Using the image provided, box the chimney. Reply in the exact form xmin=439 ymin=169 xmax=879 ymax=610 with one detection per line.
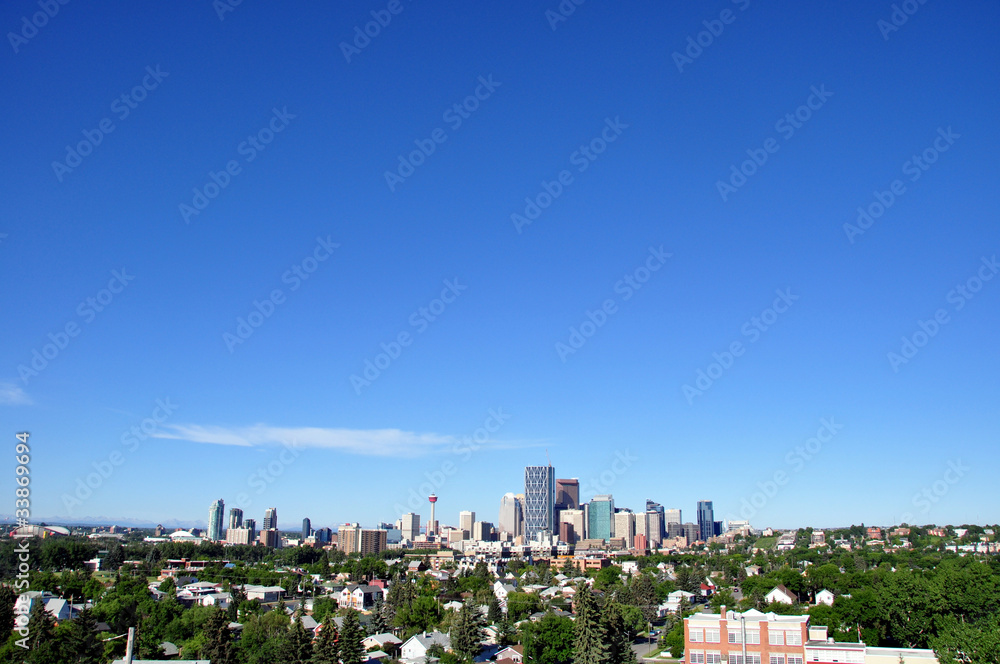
xmin=720 ymin=604 xmax=726 ymax=617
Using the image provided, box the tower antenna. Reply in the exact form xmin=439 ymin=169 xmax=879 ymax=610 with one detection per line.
xmin=546 ymin=449 xmax=552 ymax=467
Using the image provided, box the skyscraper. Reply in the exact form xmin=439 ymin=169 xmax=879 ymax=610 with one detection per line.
xmin=697 ymin=500 xmax=714 ymax=541
xmin=524 ymin=465 xmax=556 ymax=541
xmin=459 ymin=511 xmax=475 ymax=538
xmin=556 ymin=478 xmax=580 ymax=509
xmin=614 ymin=510 xmax=636 ymax=545
xmin=208 ymin=499 xmax=225 ymax=541
xmin=400 ymin=513 xmax=421 ymax=541
xmin=646 ymin=499 xmax=665 ymax=539
xmin=498 ymin=493 xmax=522 ymax=537
xmin=587 ymin=495 xmax=615 ymax=541
xmin=228 ymin=507 xmax=243 ymax=530
xmin=302 ymin=517 xmax=311 ymax=539
xmin=263 ymin=507 xmax=277 ymax=531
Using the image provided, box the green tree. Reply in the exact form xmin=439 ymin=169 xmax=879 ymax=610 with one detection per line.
xmin=0 ymin=586 xmax=16 ymax=640
xmin=62 ymin=609 xmax=104 ymax=664
xmin=202 ymin=609 xmax=236 ymax=664
xmin=487 ymin=596 xmax=503 ymax=625
xmin=505 ymin=592 xmax=541 ymax=622
xmin=450 ymin=600 xmax=485 ymax=662
xmin=604 ymin=602 xmax=637 ymax=664
xmin=573 ymin=586 xmax=609 ymax=664
xmin=25 ymin=602 xmax=61 ymax=664
xmin=312 ymin=613 xmax=340 ymax=664
xmin=287 ymin=615 xmax=313 ymax=663
xmin=521 ymin=612 xmax=575 ymax=664
xmin=339 ymin=611 xmax=366 ymax=664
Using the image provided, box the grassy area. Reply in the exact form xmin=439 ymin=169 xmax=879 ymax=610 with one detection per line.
xmin=752 ymin=536 xmax=776 ymax=549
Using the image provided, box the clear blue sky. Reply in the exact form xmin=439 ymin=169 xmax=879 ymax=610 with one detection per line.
xmin=2 ymin=1 xmax=998 ymax=532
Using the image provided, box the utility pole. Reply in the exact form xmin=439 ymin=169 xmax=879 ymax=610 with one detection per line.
xmin=124 ymin=627 xmax=135 ymax=664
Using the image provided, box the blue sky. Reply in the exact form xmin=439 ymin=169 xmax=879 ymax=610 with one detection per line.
xmin=2 ymin=1 xmax=998 ymax=532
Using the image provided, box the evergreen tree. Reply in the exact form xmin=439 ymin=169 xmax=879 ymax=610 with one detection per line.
xmin=287 ymin=615 xmax=313 ymax=663
xmin=202 ymin=608 xmax=236 ymax=664
xmin=63 ymin=609 xmax=104 ymax=664
xmin=604 ymin=602 xmax=637 ymax=664
xmin=25 ymin=602 xmax=60 ymax=664
xmin=312 ymin=614 xmax=340 ymax=664
xmin=0 ymin=586 xmax=16 ymax=639
xmin=229 ymin=585 xmax=247 ymax=622
xmin=487 ymin=596 xmax=503 ymax=625
xmin=370 ymin=598 xmax=388 ymax=634
xmin=573 ymin=585 xmax=609 ymax=664
xmin=450 ymin=599 xmax=486 ymax=662
xmin=339 ymin=611 xmax=366 ymax=664
xmin=629 ymin=573 xmax=659 ymax=624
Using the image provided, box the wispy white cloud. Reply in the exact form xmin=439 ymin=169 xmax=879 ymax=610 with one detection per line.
xmin=153 ymin=423 xmax=460 ymax=457
xmin=0 ymin=383 xmax=33 ymax=406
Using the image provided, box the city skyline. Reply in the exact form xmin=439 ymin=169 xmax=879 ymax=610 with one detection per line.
xmin=3 ymin=1 xmax=997 ymax=532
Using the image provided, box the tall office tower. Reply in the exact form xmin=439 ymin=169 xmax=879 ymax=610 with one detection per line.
xmin=587 ymin=495 xmax=615 ymax=541
xmin=697 ymin=500 xmax=714 ymax=541
xmin=228 ymin=507 xmax=243 ymax=530
xmin=645 ymin=509 xmax=663 ymax=547
xmin=314 ymin=527 xmax=332 ymax=544
xmin=524 ymin=465 xmax=556 ymax=541
xmin=245 ymin=518 xmax=257 ymax=541
xmin=559 ymin=508 xmax=586 ymax=543
xmin=259 ymin=529 xmax=280 ymax=547
xmin=646 ymin=499 xmax=666 ymax=539
xmin=499 ymin=493 xmax=523 ymax=537
xmin=556 ymin=478 xmax=580 ymax=509
xmin=208 ymin=499 xmax=225 ymax=541
xmin=302 ymin=518 xmax=312 ymax=539
xmin=615 ymin=510 xmax=636 ymax=545
xmin=459 ymin=511 xmax=475 ymax=538
xmin=263 ymin=507 xmax=277 ymax=531
xmin=400 ymin=513 xmax=421 ymax=542
xmin=635 ymin=511 xmax=648 ymax=540
xmin=683 ymin=522 xmax=700 ymax=543
xmin=664 ymin=508 xmax=682 ymax=527
xmin=473 ymin=521 xmax=495 ymax=542
xmin=339 ymin=523 xmax=362 ymax=553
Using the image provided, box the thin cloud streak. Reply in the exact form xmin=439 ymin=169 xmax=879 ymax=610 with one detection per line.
xmin=0 ymin=383 xmax=33 ymax=406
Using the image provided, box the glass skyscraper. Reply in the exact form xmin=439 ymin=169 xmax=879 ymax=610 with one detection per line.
xmin=697 ymin=500 xmax=714 ymax=541
xmin=524 ymin=465 xmax=555 ymax=541
xmin=588 ymin=494 xmax=615 ymax=541
xmin=208 ymin=499 xmax=225 ymax=541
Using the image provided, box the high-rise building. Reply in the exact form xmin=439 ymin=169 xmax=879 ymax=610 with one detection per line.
xmin=473 ymin=521 xmax=495 ymax=542
xmin=338 ymin=523 xmax=387 ymax=555
xmin=226 ymin=527 xmax=255 ymax=545
xmin=263 ymin=508 xmax=277 ymax=531
xmin=559 ymin=508 xmax=585 ymax=544
xmin=664 ymin=508 xmax=682 ymax=528
xmin=228 ymin=507 xmax=243 ymax=531
xmin=615 ymin=510 xmax=636 ymax=545
xmin=499 ymin=493 xmax=523 ymax=537
xmin=314 ymin=527 xmax=332 ymax=544
xmin=645 ymin=510 xmax=663 ymax=547
xmin=587 ymin=495 xmax=615 ymax=541
xmin=302 ymin=518 xmax=311 ymax=539
xmin=244 ymin=518 xmax=256 ymax=535
xmin=208 ymin=499 xmax=225 ymax=541
xmin=683 ymin=522 xmax=700 ymax=543
xmin=524 ymin=465 xmax=556 ymax=541
xmin=400 ymin=513 xmax=421 ymax=542
xmin=459 ymin=511 xmax=475 ymax=538
xmin=697 ymin=500 xmax=714 ymax=541
xmin=645 ymin=499 xmax=665 ymax=539
xmin=428 ymin=494 xmax=438 ymax=537
xmin=556 ymin=478 xmax=580 ymax=509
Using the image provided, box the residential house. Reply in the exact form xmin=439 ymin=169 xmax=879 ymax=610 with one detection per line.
xmin=814 ymin=589 xmax=835 ymax=606
xmin=765 ymin=584 xmax=797 ymax=605
xmin=400 ymin=631 xmax=451 ymax=661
